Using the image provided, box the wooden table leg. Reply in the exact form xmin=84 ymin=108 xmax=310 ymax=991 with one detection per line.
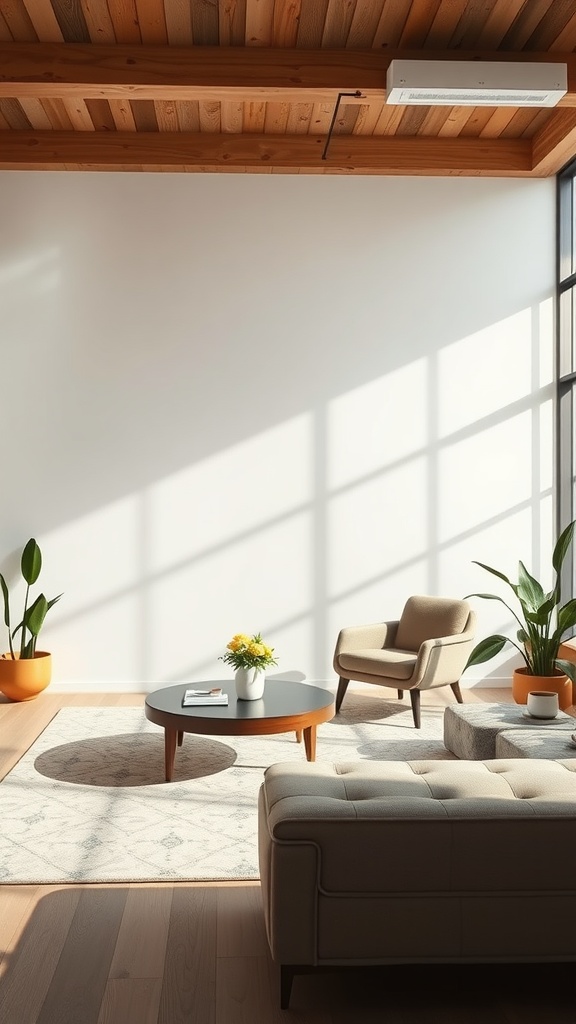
xmin=164 ymin=727 xmax=178 ymax=782
xmin=295 ymin=730 xmax=303 ymax=743
xmin=177 ymin=730 xmax=184 ymax=747
xmin=303 ymin=725 xmax=317 ymax=762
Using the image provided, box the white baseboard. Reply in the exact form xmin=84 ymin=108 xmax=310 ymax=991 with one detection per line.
xmin=47 ymin=676 xmax=511 ymax=694
xmin=49 ymin=681 xmax=157 ymax=694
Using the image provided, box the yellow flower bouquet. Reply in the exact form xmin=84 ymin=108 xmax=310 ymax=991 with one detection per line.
xmin=220 ymin=632 xmax=278 ymax=672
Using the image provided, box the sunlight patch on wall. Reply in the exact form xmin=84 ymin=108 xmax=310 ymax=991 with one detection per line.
xmin=147 ymin=415 xmax=312 ymax=573
xmin=327 ymin=562 xmax=429 ymax=653
xmin=327 ymin=458 xmax=427 ymax=599
xmin=49 ymin=595 xmax=141 ymax=682
xmin=42 ymin=498 xmax=141 ymax=612
xmin=41 ymin=498 xmax=142 ymax=681
xmin=437 ymin=309 xmax=534 ymax=438
xmin=327 ymin=360 xmax=427 ymax=490
xmin=438 ymin=411 xmax=534 ymax=543
xmin=0 ymin=247 xmax=60 ymax=293
xmin=147 ymin=512 xmax=312 ymax=681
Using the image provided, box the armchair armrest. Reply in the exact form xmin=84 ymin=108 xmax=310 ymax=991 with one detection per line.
xmin=411 ymin=631 xmax=476 ymax=689
xmin=333 ymin=621 xmax=399 ymax=673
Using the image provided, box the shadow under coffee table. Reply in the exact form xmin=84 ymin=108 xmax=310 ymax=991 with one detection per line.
xmin=145 ymin=679 xmax=335 ymax=781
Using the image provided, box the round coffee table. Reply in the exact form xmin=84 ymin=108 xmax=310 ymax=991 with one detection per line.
xmin=145 ymin=679 xmax=335 ymax=781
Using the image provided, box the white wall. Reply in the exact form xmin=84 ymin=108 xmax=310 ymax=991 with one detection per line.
xmin=0 ymin=171 xmax=555 ymax=691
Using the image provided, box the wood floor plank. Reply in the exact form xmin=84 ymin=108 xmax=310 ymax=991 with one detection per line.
xmin=36 ymin=887 xmax=129 ymax=1024
xmin=0 ymin=886 xmax=82 ymax=1024
xmin=216 ymin=883 xmax=268 ymax=958
xmin=97 ymin=977 xmax=162 ymax=1024
xmin=109 ymin=884 xmax=173 ymax=980
xmin=158 ymin=885 xmax=217 ymax=1024
xmin=0 ymin=885 xmax=40 ymax=971
xmin=216 ymin=954 xmax=319 ymax=1024
xmin=0 ymin=701 xmax=59 ymax=779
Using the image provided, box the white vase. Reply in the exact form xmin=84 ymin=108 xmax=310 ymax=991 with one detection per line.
xmin=234 ymin=667 xmax=266 ymax=701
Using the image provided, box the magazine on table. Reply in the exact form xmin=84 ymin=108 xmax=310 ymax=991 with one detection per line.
xmin=182 ymin=687 xmax=228 ymax=707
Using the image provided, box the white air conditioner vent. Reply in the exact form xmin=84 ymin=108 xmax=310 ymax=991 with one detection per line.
xmin=386 ymin=60 xmax=567 ymax=107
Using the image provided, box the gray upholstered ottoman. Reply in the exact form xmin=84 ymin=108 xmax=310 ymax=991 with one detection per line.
xmin=496 ymin=728 xmax=576 ymax=759
xmin=444 ymin=702 xmax=574 ymax=759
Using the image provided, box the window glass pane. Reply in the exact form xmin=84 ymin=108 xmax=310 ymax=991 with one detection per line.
xmin=559 ymin=287 xmax=574 ymax=376
xmin=571 ymin=389 xmax=576 ymax=490
xmin=569 ymin=385 xmax=573 ymax=598
xmin=557 ymin=384 xmax=575 ymax=600
xmin=558 ymin=166 xmax=576 ymax=604
xmin=559 ymin=175 xmax=574 ymax=279
xmin=571 ymin=177 xmax=576 ymax=275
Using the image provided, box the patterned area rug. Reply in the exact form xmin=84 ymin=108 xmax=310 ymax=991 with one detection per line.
xmin=0 ymin=693 xmax=455 ymax=884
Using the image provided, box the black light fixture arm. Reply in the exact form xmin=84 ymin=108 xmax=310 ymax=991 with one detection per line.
xmin=321 ymin=91 xmax=363 ymax=160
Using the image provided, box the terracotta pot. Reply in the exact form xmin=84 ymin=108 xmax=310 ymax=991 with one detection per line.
xmin=558 ymin=640 xmax=576 ymax=705
xmin=512 ymin=666 xmax=572 ymax=710
xmin=0 ymin=651 xmax=52 ymax=702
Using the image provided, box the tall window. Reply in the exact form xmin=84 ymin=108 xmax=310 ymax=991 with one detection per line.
xmin=558 ymin=160 xmax=576 ymax=595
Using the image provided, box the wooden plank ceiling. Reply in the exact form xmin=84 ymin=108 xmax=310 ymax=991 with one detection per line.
xmin=1 ymin=0 xmax=576 ymax=174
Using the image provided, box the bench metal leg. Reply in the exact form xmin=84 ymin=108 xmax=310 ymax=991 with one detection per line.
xmin=280 ymin=966 xmax=296 ymax=1009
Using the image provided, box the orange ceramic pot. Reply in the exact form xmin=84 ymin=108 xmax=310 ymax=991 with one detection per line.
xmin=512 ymin=666 xmax=572 ymax=710
xmin=558 ymin=640 xmax=576 ymax=705
xmin=0 ymin=651 xmax=52 ymax=702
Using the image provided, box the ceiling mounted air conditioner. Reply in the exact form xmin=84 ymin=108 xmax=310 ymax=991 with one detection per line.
xmin=386 ymin=60 xmax=567 ymax=107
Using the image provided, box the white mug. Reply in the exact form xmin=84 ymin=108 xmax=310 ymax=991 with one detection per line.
xmin=527 ymin=690 xmax=559 ymax=719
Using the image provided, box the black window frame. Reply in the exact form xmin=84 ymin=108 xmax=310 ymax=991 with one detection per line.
xmin=557 ymin=158 xmax=576 ymax=598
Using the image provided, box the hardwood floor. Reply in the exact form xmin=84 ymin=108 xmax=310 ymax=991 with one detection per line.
xmin=1 ymin=689 xmax=575 ymax=1024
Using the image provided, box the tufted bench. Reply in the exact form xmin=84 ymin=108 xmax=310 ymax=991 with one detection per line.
xmin=258 ymin=758 xmax=576 ymax=1008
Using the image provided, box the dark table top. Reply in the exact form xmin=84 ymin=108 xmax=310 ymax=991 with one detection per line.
xmin=145 ymin=679 xmax=334 ymax=724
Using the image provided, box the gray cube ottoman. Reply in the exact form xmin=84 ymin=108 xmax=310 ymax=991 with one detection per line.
xmin=496 ymin=728 xmax=576 ymax=759
xmin=444 ymin=702 xmax=574 ymax=759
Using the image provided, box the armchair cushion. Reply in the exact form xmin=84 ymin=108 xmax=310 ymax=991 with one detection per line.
xmin=395 ymin=595 xmax=470 ymax=652
xmin=338 ymin=648 xmax=417 ymax=680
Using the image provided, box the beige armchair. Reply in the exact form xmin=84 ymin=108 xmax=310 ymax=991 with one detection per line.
xmin=333 ymin=595 xmax=476 ymax=728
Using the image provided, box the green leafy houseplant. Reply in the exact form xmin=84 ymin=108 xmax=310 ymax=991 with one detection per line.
xmin=0 ymin=538 xmax=62 ymax=660
xmin=220 ymin=632 xmax=278 ymax=672
xmin=464 ymin=519 xmax=576 ymax=685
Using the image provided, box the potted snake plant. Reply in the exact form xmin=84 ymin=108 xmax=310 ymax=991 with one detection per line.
xmin=0 ymin=538 xmax=62 ymax=701
xmin=464 ymin=518 xmax=576 ymax=708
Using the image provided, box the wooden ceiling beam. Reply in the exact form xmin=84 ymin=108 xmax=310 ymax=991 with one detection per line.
xmin=0 ymin=44 xmax=576 ymax=106
xmin=531 ymin=109 xmax=576 ymax=176
xmin=0 ymin=131 xmax=533 ymax=175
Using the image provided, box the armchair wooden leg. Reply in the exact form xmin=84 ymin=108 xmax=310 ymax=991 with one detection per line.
xmin=450 ymin=681 xmax=464 ymax=704
xmin=335 ymin=677 xmax=350 ymax=713
xmin=397 ymin=690 xmax=404 ymax=699
xmin=409 ymin=689 xmax=421 ymax=729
